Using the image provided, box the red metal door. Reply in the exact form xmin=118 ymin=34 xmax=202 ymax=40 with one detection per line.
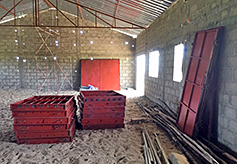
xmin=177 ymin=27 xmax=223 ymax=137
xmin=100 ymin=59 xmax=120 ymax=90
xmin=81 ymin=59 xmax=120 ymax=90
xmin=81 ymin=60 xmax=101 ymax=88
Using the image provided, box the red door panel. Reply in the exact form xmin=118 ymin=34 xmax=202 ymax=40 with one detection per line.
xmin=184 ymin=110 xmax=196 ymax=136
xmin=81 ymin=59 xmax=120 ymax=90
xmin=182 ymin=82 xmax=193 ymax=106
xmin=189 ymin=85 xmax=202 ymax=112
xmin=187 ymin=58 xmax=199 ymax=82
xmin=201 ymin=31 xmax=217 ymax=59
xmin=177 ymin=27 xmax=223 ymax=137
xmin=100 ymin=60 xmax=120 ymax=90
xmin=177 ymin=105 xmax=188 ymax=130
xmin=81 ymin=60 xmax=101 ymax=88
xmin=195 ymin=60 xmax=209 ymax=85
xmin=192 ymin=32 xmax=205 ymax=57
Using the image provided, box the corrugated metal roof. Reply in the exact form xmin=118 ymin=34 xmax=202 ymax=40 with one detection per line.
xmin=0 ymin=0 xmax=177 ymax=37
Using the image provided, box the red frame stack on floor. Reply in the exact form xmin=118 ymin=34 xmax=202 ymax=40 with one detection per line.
xmin=79 ymin=91 xmax=126 ymax=130
xmin=11 ymin=95 xmax=76 ymax=144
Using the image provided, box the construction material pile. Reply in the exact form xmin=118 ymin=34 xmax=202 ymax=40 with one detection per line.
xmin=136 ymin=102 xmax=237 ymax=164
xmin=11 ymin=95 xmax=76 ymax=144
xmin=78 ymin=91 xmax=126 ymax=130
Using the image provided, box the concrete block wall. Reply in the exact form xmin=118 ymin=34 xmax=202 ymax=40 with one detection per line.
xmin=0 ymin=9 xmax=135 ymax=91
xmin=136 ymin=0 xmax=237 ymax=152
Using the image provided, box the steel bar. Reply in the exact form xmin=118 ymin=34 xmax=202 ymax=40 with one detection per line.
xmin=35 ymin=35 xmax=50 ymax=55
xmin=14 ymin=0 xmax=16 ymax=25
xmin=113 ymin=0 xmax=120 ymax=26
xmin=143 ymin=145 xmax=148 ymax=164
xmin=48 ymin=0 xmax=76 ymax=27
xmin=56 ymin=62 xmax=73 ymax=88
xmin=0 ymin=4 xmax=16 ymax=17
xmin=76 ymin=0 xmax=84 ymax=19
xmin=137 ymin=102 xmax=221 ymax=164
xmin=37 ymin=27 xmax=54 ymax=36
xmin=56 ymin=0 xmax=59 ymax=26
xmin=0 ymin=24 xmax=144 ymax=29
xmin=45 ymin=27 xmax=60 ymax=35
xmin=95 ymin=11 xmax=97 ymax=27
xmin=144 ymin=127 xmax=162 ymax=164
xmin=0 ymin=0 xmax=23 ymax=21
xmin=63 ymin=0 xmax=146 ymax=29
xmin=83 ymin=7 xmax=113 ymax=27
xmin=43 ymin=0 xmax=53 ymax=8
xmin=154 ymin=134 xmax=169 ymax=164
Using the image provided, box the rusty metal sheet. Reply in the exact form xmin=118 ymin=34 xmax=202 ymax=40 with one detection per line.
xmin=177 ymin=27 xmax=224 ymax=137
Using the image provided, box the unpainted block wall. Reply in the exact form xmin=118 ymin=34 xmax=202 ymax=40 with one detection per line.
xmin=136 ymin=0 xmax=237 ymax=152
xmin=0 ymin=9 xmax=135 ymax=91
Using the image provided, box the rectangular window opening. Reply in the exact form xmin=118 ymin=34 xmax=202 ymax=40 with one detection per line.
xmin=173 ymin=43 xmax=184 ymax=82
xmin=149 ymin=50 xmax=160 ymax=78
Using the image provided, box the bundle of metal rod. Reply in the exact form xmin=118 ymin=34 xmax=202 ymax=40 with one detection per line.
xmin=136 ymin=102 xmax=220 ymax=164
xmin=142 ymin=127 xmax=162 ymax=164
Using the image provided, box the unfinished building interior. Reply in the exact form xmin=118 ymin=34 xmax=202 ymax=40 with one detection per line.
xmin=1 ymin=0 xmax=237 ymax=163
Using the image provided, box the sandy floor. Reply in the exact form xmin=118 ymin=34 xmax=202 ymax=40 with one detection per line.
xmin=0 ymin=89 xmax=181 ymax=164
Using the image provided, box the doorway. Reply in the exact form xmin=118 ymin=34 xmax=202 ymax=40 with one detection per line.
xmin=136 ymin=54 xmax=145 ymax=95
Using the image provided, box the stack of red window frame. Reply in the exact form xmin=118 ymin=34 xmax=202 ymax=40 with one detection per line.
xmin=11 ymin=95 xmax=76 ymax=144
xmin=79 ymin=91 xmax=126 ymax=130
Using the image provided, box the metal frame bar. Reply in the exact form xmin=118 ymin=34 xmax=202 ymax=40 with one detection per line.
xmin=113 ymin=0 xmax=120 ymax=26
xmin=43 ymin=0 xmax=54 ymax=8
xmin=0 ymin=4 xmax=16 ymax=17
xmin=64 ymin=0 xmax=145 ymax=28
xmin=48 ymin=0 xmax=76 ymax=27
xmin=76 ymin=0 xmax=84 ymax=19
xmin=0 ymin=0 xmax=146 ymax=29
xmin=0 ymin=0 xmax=23 ymax=21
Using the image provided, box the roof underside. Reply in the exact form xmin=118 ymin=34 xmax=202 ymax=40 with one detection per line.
xmin=0 ymin=0 xmax=177 ymax=37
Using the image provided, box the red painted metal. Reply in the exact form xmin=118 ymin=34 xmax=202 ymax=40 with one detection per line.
xmin=83 ymin=112 xmax=124 ymax=119
xmin=82 ymin=118 xmax=124 ymax=125
xmin=83 ymin=107 xmax=125 ymax=114
xmin=76 ymin=0 xmax=84 ymax=19
xmin=12 ymin=105 xmax=74 ymax=118
xmin=113 ymin=0 xmax=120 ymax=26
xmin=15 ymin=122 xmax=75 ymax=139
xmin=81 ymin=59 xmax=120 ymax=90
xmin=13 ymin=119 xmax=74 ymax=132
xmin=83 ymin=124 xmax=124 ymax=130
xmin=43 ymin=0 xmax=54 ymax=8
xmin=11 ymin=95 xmax=76 ymax=144
xmin=16 ymin=123 xmax=75 ymax=144
xmin=79 ymin=91 xmax=126 ymax=130
xmin=14 ymin=109 xmax=75 ymax=125
xmin=177 ymin=27 xmax=224 ymax=137
xmin=11 ymin=96 xmax=75 ymax=111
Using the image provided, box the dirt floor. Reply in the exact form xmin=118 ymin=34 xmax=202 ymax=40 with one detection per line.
xmin=0 ymin=89 xmax=182 ymax=164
